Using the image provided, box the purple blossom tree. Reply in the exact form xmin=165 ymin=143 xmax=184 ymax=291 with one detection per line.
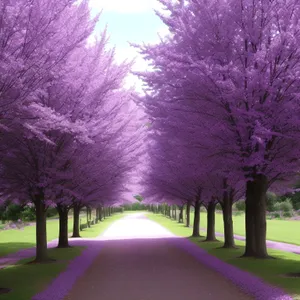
xmin=136 ymin=0 xmax=300 ymax=258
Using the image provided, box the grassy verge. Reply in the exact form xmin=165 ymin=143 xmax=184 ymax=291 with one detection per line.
xmin=0 ymin=212 xmax=126 ymax=257
xmin=0 ymin=247 xmax=84 ymax=300
xmin=173 ymin=210 xmax=300 ymax=246
xmin=0 ymin=212 xmax=127 ymax=300
xmin=0 ymin=219 xmax=73 ymax=257
xmin=148 ymin=213 xmax=300 ymax=300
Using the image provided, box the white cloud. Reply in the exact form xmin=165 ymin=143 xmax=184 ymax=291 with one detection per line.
xmin=89 ymin=0 xmax=163 ymax=14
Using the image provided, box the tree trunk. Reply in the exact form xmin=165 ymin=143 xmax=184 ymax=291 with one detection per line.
xmin=186 ymin=203 xmax=190 ymax=227
xmin=222 ymin=197 xmax=235 ymax=248
xmin=243 ymin=180 xmax=257 ymax=257
xmin=72 ymin=205 xmax=81 ymax=238
xmin=34 ymin=197 xmax=49 ymax=263
xmin=57 ymin=205 xmax=70 ymax=248
xmin=103 ymin=207 xmax=106 ymax=218
xmin=243 ymin=174 xmax=269 ymax=258
xmin=204 ymin=202 xmax=217 ymax=242
xmin=178 ymin=206 xmax=183 ymax=223
xmin=192 ymin=200 xmax=201 ymax=237
xmin=99 ymin=206 xmax=103 ymax=221
xmin=174 ymin=206 xmax=177 ymax=220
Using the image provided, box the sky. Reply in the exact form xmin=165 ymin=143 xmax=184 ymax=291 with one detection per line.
xmin=89 ymin=0 xmax=169 ymax=92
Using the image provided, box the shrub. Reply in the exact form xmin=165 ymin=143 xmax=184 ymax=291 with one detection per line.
xmin=280 ymin=198 xmax=293 ymax=212
xmin=216 ymin=203 xmax=222 ymax=210
xmin=46 ymin=207 xmax=57 ymax=218
xmin=273 ymin=211 xmax=281 ymax=219
xmin=234 ymin=200 xmax=245 ymax=211
xmin=20 ymin=206 xmax=36 ymax=221
xmin=273 ymin=202 xmax=282 ymax=212
xmin=4 ymin=204 xmax=23 ymax=221
xmin=282 ymin=211 xmax=293 ymax=218
xmin=266 ymin=192 xmax=278 ymax=212
xmin=273 ymin=199 xmax=293 ymax=218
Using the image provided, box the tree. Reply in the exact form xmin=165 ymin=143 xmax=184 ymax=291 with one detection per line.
xmin=136 ymin=0 xmax=300 ymax=259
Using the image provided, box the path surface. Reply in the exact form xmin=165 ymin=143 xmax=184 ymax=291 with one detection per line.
xmin=64 ymin=213 xmax=251 ymax=300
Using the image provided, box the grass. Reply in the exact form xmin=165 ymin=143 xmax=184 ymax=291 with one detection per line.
xmin=0 ymin=218 xmax=73 ymax=257
xmin=0 ymin=212 xmax=126 ymax=257
xmin=0 ymin=247 xmax=84 ymax=300
xmin=0 ymin=212 xmax=127 ymax=300
xmin=174 ymin=210 xmax=300 ymax=246
xmin=148 ymin=213 xmax=300 ymax=300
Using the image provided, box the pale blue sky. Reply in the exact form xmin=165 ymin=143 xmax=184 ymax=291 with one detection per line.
xmin=89 ymin=0 xmax=168 ymax=90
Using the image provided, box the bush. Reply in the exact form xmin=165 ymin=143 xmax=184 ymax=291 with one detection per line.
xmin=234 ymin=200 xmax=245 ymax=211
xmin=20 ymin=206 xmax=36 ymax=221
xmin=273 ymin=199 xmax=293 ymax=218
xmin=46 ymin=207 xmax=57 ymax=218
xmin=283 ymin=211 xmax=293 ymax=218
xmin=216 ymin=203 xmax=222 ymax=210
xmin=273 ymin=211 xmax=281 ymax=219
xmin=266 ymin=192 xmax=278 ymax=212
xmin=4 ymin=204 xmax=23 ymax=221
xmin=280 ymin=198 xmax=293 ymax=212
xmin=273 ymin=202 xmax=281 ymax=212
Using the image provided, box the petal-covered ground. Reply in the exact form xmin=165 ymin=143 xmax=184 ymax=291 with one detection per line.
xmin=32 ymin=213 xmax=292 ymax=300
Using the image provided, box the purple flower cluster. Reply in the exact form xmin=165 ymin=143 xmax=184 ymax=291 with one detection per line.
xmin=171 ymin=238 xmax=293 ymax=300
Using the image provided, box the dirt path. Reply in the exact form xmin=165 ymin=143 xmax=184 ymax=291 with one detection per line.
xmin=64 ymin=214 xmax=252 ymax=300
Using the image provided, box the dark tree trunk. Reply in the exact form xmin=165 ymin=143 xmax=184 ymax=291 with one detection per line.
xmin=72 ymin=205 xmax=81 ymax=238
xmin=96 ymin=208 xmax=99 ymax=222
xmin=178 ymin=206 xmax=183 ymax=223
xmin=103 ymin=207 xmax=106 ymax=218
xmin=192 ymin=200 xmax=201 ymax=237
xmin=86 ymin=207 xmax=90 ymax=228
xmin=34 ymin=197 xmax=49 ymax=263
xmin=243 ymin=174 xmax=268 ymax=258
xmin=109 ymin=207 xmax=111 ymax=216
xmin=57 ymin=205 xmax=70 ymax=248
xmin=186 ymin=203 xmax=191 ymax=227
xmin=174 ymin=206 xmax=177 ymax=220
xmin=222 ymin=196 xmax=235 ymax=248
xmin=204 ymin=202 xmax=218 ymax=242
xmin=243 ymin=180 xmax=257 ymax=257
xmin=99 ymin=206 xmax=103 ymax=221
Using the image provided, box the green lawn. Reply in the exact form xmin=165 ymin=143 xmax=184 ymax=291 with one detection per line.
xmin=0 ymin=212 xmax=127 ymax=300
xmin=148 ymin=213 xmax=300 ymax=300
xmin=0 ymin=247 xmax=84 ymax=300
xmin=0 ymin=212 xmax=126 ymax=257
xmin=177 ymin=210 xmax=300 ymax=245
